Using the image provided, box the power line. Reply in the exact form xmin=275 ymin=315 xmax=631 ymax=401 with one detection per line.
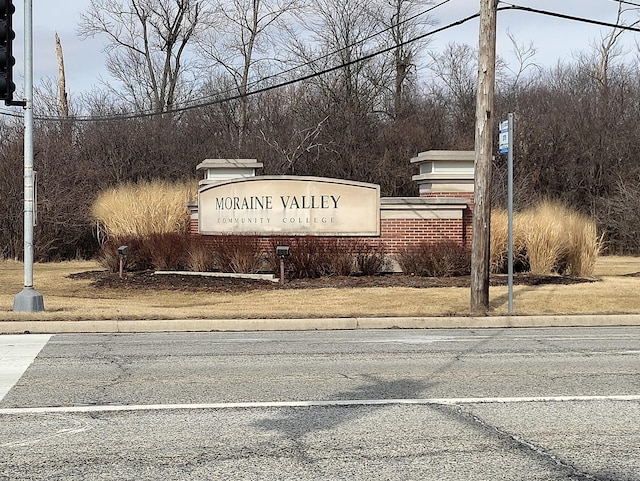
xmin=3 ymin=1 xmax=639 ymax=123
xmin=499 ymin=2 xmax=640 ymax=32
xmin=613 ymin=0 xmax=640 ymax=8
xmin=1 ymin=0 xmax=454 ymax=122
xmin=3 ymin=6 xmax=477 ymax=123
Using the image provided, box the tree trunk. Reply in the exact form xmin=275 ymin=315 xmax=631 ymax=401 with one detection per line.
xmin=55 ymin=33 xmax=69 ymax=118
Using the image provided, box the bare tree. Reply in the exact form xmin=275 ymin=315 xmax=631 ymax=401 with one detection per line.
xmin=594 ymin=1 xmax=639 ymax=94
xmin=379 ymin=0 xmax=436 ymax=118
xmin=290 ymin=0 xmax=384 ymax=109
xmin=198 ymin=0 xmax=304 ymax=148
xmin=79 ymin=0 xmax=209 ymax=112
xmin=500 ymin=30 xmax=541 ymax=96
xmin=428 ymin=42 xmax=477 ymax=146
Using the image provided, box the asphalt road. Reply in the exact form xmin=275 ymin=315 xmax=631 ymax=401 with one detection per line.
xmin=1 ymin=327 xmax=639 ymax=480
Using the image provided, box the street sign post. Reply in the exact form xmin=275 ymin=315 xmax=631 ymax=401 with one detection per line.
xmin=500 ymin=114 xmax=515 ymax=314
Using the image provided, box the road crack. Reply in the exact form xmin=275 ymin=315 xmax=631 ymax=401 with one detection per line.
xmin=446 ymin=404 xmax=612 ymax=481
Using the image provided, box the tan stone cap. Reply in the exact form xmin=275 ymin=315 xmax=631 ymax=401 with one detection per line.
xmin=196 ymin=159 xmax=263 ymax=171
xmin=410 ymin=150 xmax=474 ymax=163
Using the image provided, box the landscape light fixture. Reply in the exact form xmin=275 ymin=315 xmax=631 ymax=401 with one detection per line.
xmin=118 ymin=245 xmax=129 ymax=279
xmin=276 ymin=245 xmax=290 ymax=284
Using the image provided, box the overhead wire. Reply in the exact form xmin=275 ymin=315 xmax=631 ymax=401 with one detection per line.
xmin=2 ymin=1 xmax=640 ymax=122
xmin=1 ymin=0 xmax=455 ymax=122
xmin=612 ymin=0 xmax=640 ymax=8
xmin=175 ymin=0 xmax=454 ymax=109
xmin=498 ymin=2 xmax=640 ymax=32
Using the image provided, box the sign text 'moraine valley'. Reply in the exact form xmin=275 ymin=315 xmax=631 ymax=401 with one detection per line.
xmin=215 ymin=195 xmax=341 ymax=211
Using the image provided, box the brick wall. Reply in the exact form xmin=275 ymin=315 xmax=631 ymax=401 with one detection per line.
xmin=190 ymin=211 xmax=468 ymax=255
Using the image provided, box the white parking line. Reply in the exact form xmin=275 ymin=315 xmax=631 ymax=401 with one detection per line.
xmin=1 ymin=394 xmax=639 ymax=415
xmin=0 ymin=334 xmax=52 ymax=402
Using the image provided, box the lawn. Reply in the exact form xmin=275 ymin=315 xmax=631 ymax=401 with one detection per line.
xmin=1 ymin=256 xmax=640 ymax=321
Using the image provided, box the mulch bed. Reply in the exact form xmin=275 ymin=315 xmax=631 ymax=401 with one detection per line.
xmin=68 ymin=270 xmax=597 ymax=293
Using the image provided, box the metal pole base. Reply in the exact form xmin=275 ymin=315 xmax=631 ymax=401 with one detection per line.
xmin=13 ymin=287 xmax=45 ymax=312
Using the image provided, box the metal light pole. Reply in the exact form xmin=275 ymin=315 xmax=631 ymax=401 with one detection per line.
xmin=13 ymin=0 xmax=43 ymax=312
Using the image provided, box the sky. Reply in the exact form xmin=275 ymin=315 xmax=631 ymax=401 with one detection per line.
xmin=7 ymin=0 xmax=640 ymax=98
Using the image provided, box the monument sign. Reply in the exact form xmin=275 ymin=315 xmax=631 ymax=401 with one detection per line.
xmin=198 ymin=176 xmax=380 ymax=236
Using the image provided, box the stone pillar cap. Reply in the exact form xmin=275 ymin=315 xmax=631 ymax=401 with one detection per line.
xmin=196 ymin=159 xmax=263 ymax=171
xmin=410 ymin=150 xmax=474 ymax=163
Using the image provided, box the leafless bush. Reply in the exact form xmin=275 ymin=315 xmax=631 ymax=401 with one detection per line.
xmin=273 ymin=237 xmax=331 ymax=279
xmin=325 ymin=240 xmax=356 ymax=276
xmin=146 ymin=232 xmax=190 ymax=270
xmin=397 ymin=241 xmax=471 ymax=277
xmin=354 ymin=241 xmax=387 ymax=275
xmin=209 ymin=236 xmax=263 ymax=274
xmin=185 ymin=238 xmax=218 ymax=272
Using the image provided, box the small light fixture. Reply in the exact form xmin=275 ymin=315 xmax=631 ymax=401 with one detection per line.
xmin=276 ymin=245 xmax=290 ymax=284
xmin=276 ymin=245 xmax=290 ymax=258
xmin=117 ymin=245 xmax=129 ymax=279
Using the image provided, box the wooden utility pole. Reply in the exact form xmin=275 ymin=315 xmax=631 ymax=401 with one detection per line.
xmin=470 ymin=0 xmax=498 ymax=312
xmin=55 ymin=32 xmax=68 ymax=117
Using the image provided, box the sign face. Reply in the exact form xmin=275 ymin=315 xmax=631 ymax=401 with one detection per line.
xmin=499 ymin=120 xmax=509 ymax=154
xmin=198 ymin=176 xmax=381 ymax=236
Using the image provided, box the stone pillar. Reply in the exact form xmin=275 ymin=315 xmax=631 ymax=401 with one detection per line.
xmin=411 ymin=150 xmax=474 ymax=197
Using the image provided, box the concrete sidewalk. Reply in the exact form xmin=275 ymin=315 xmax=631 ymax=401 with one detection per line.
xmin=2 ymin=314 xmax=640 ymax=334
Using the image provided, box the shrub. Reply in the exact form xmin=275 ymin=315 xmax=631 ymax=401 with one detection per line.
xmin=490 ymin=209 xmax=527 ymax=274
xmin=326 ymin=240 xmax=356 ymax=276
xmin=519 ymin=202 xmax=569 ymax=275
xmin=397 ymin=241 xmax=471 ymax=277
xmin=146 ymin=232 xmax=189 ymax=270
xmin=185 ymin=238 xmax=218 ymax=272
xmin=563 ymin=210 xmax=603 ymax=277
xmin=267 ymin=238 xmax=388 ymax=279
xmin=275 ymin=237 xmax=331 ymax=279
xmin=210 ymin=236 xmax=263 ymax=273
xmin=354 ymin=241 xmax=386 ymax=275
xmin=490 ymin=201 xmax=603 ymax=277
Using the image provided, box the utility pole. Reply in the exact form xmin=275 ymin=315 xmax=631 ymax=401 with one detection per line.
xmin=470 ymin=0 xmax=498 ymax=312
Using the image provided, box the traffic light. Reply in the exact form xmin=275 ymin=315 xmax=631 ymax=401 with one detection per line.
xmin=0 ymin=0 xmax=16 ymax=103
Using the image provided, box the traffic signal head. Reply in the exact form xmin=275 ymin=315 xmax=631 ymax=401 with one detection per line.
xmin=0 ymin=0 xmax=16 ymax=102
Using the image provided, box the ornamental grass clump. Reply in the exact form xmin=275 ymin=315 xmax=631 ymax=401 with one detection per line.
xmin=489 ymin=209 xmax=527 ymax=274
xmin=92 ymin=180 xmax=196 ymax=237
xmin=519 ymin=201 xmax=570 ymax=275
xmin=563 ymin=209 xmax=604 ymax=277
xmin=490 ymin=200 xmax=602 ymax=278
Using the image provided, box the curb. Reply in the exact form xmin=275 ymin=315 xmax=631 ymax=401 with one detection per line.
xmin=1 ymin=315 xmax=640 ymax=334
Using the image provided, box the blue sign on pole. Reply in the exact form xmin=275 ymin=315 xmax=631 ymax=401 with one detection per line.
xmin=498 ymin=120 xmax=509 ymax=154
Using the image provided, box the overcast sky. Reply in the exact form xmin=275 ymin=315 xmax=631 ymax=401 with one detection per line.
xmin=8 ymin=0 xmax=640 ymax=98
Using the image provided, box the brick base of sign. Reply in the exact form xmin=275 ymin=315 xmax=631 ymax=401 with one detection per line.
xmin=188 ymin=196 xmax=473 ymax=264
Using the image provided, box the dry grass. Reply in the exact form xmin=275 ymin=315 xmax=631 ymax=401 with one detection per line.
xmin=2 ymin=256 xmax=640 ymax=320
xmin=491 ymin=201 xmax=602 ymax=277
xmin=92 ymin=180 xmax=197 ymax=237
xmin=490 ymin=209 xmax=526 ymax=273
